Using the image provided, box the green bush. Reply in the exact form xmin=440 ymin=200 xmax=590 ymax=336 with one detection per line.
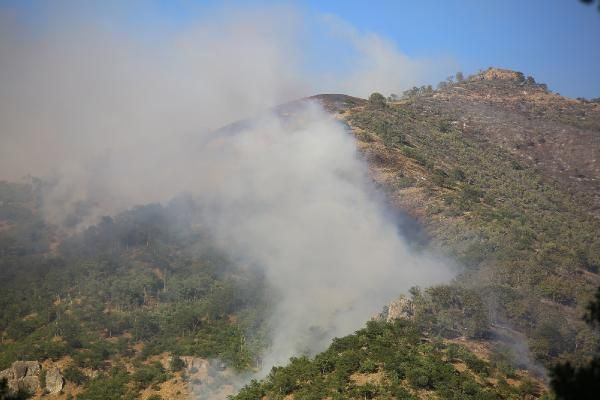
xmin=131 ymin=362 xmax=169 ymax=389
xmin=358 ymin=358 xmax=378 ymax=373
xmin=63 ymin=365 xmax=88 ymax=385
xmin=77 ymin=368 xmax=131 ymax=400
xmin=407 ymin=367 xmax=432 ymax=389
xmin=368 ymin=92 xmax=387 ymax=109
xmin=169 ymin=355 xmax=186 ymax=372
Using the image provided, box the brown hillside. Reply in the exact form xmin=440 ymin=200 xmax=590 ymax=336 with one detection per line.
xmin=413 ymin=67 xmax=600 ymax=210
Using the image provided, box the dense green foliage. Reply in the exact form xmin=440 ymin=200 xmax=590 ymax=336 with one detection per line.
xmin=233 ymin=319 xmax=545 ymax=400
xmin=77 ymin=367 xmax=132 ymax=400
xmin=0 ymin=182 xmax=269 ymax=397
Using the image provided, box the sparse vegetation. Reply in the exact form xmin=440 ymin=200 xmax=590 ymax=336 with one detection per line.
xmin=347 ymin=74 xmax=600 ymax=370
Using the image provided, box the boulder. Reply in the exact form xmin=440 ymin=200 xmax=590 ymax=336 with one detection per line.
xmin=0 ymin=361 xmax=41 ymax=394
xmin=376 ymin=295 xmax=414 ymax=322
xmin=12 ymin=362 xmax=28 ymax=379
xmin=20 ymin=376 xmax=40 ymax=393
xmin=45 ymin=367 xmax=64 ymax=394
xmin=0 ymin=361 xmax=42 ymax=393
xmin=12 ymin=361 xmax=41 ymax=379
xmin=0 ymin=367 xmax=15 ymax=381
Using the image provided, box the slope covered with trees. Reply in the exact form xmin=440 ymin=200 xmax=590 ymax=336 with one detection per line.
xmin=234 ymin=319 xmax=546 ymax=400
xmin=0 ymin=182 xmax=269 ymax=398
xmin=234 ymin=70 xmax=600 ymax=398
xmin=339 ymin=69 xmax=600 ymax=368
xmin=2 ymin=68 xmax=599 ymax=399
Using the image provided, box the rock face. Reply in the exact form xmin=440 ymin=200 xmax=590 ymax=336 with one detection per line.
xmin=45 ymin=367 xmax=65 ymax=394
xmin=376 ymin=295 xmax=414 ymax=322
xmin=0 ymin=361 xmax=41 ymax=394
xmin=471 ymin=67 xmax=524 ymax=82
xmin=0 ymin=361 xmax=64 ymax=396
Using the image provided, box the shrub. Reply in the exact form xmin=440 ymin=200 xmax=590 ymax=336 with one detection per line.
xmin=132 ymin=362 xmax=169 ymax=389
xmin=438 ymin=120 xmax=452 ymax=133
xmin=359 ymin=358 xmax=378 ymax=373
xmin=169 ymin=355 xmax=186 ymax=372
xmin=367 ymin=92 xmax=387 ymax=109
xmin=77 ymin=368 xmax=130 ymax=400
xmin=63 ymin=365 xmax=89 ymax=385
xmin=407 ymin=367 xmax=432 ymax=389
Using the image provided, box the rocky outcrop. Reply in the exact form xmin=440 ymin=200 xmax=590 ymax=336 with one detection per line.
xmin=376 ymin=295 xmax=414 ymax=322
xmin=45 ymin=367 xmax=64 ymax=394
xmin=0 ymin=361 xmax=41 ymax=394
xmin=470 ymin=67 xmax=524 ymax=82
xmin=0 ymin=361 xmax=64 ymax=396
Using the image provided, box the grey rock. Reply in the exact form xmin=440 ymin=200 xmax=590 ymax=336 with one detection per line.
xmin=19 ymin=376 xmax=40 ymax=393
xmin=12 ymin=362 xmax=28 ymax=379
xmin=11 ymin=361 xmax=41 ymax=379
xmin=25 ymin=362 xmax=41 ymax=377
xmin=0 ymin=361 xmax=42 ymax=396
xmin=376 ymin=295 xmax=414 ymax=322
xmin=45 ymin=367 xmax=64 ymax=394
xmin=0 ymin=367 xmax=15 ymax=381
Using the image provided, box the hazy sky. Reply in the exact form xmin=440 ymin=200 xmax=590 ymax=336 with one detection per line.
xmin=2 ymin=0 xmax=599 ymax=98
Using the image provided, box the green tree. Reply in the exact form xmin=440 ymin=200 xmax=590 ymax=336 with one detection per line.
xmin=550 ymin=287 xmax=600 ymax=399
xmin=169 ymin=355 xmax=186 ymax=372
xmin=367 ymin=92 xmax=387 ymax=109
xmin=63 ymin=365 xmax=88 ymax=385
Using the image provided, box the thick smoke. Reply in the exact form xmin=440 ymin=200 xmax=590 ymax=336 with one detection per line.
xmin=190 ymin=103 xmax=453 ymax=371
xmin=0 ymin=5 xmax=307 ymax=224
xmin=0 ymin=2 xmax=455 ymax=396
xmin=318 ymin=14 xmax=457 ymax=96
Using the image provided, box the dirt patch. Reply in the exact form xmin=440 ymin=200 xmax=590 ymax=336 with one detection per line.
xmin=139 ymin=374 xmax=189 ymax=400
xmin=447 ymin=338 xmax=492 ymax=361
xmin=452 ymin=362 xmax=468 ymax=372
xmin=350 ymin=371 xmax=386 ymax=386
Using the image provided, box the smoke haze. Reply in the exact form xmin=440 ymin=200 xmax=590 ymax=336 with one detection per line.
xmin=0 ymin=2 xmax=455 ymax=395
xmin=191 ymin=103 xmax=453 ymax=370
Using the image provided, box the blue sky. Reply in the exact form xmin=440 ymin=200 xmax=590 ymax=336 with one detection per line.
xmin=2 ymin=0 xmax=600 ymax=98
xmin=306 ymin=0 xmax=600 ymax=98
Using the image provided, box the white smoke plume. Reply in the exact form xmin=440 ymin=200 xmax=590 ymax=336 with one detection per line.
xmin=0 ymin=2 xmax=456 ymax=396
xmin=172 ymin=100 xmax=454 ymax=398
xmin=317 ymin=14 xmax=458 ymax=96
xmin=190 ymin=103 xmax=453 ymax=371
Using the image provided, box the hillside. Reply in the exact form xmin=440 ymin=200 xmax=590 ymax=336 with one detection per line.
xmin=234 ymin=319 xmax=546 ymax=400
xmin=1 ymin=68 xmax=599 ymax=400
xmin=231 ymin=70 xmax=600 ymax=398
xmin=0 ymin=185 xmax=270 ymax=399
xmin=337 ymin=68 xmax=600 ymax=367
